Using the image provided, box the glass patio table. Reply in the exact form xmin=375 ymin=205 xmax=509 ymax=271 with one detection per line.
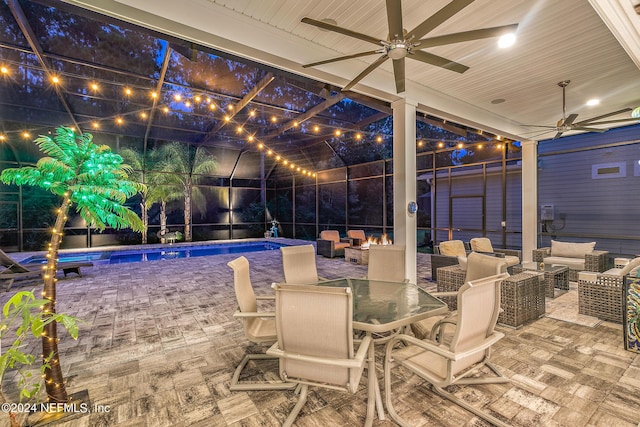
xmin=315 ymin=278 xmax=448 ymax=425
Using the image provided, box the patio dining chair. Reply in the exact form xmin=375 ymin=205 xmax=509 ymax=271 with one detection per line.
xmin=267 ymin=283 xmax=373 ymax=427
xmin=385 ymin=273 xmax=511 ymax=427
xmin=413 ymin=251 xmax=508 ymax=338
xmin=280 ymin=245 xmax=327 ymax=284
xmin=367 ymin=244 xmax=408 ymax=283
xmin=227 ymin=256 xmax=296 ymax=391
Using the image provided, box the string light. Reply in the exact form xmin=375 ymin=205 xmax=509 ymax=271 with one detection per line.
xmin=1 ymin=66 xmax=8 ymax=74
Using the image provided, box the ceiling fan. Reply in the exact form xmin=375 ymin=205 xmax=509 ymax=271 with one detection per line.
xmin=524 ymin=80 xmax=637 ymax=139
xmin=300 ymin=0 xmax=518 ymax=93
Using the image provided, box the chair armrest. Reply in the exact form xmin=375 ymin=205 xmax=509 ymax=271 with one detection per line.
xmin=475 ymin=251 xmax=505 ymax=258
xmin=578 ymin=271 xmax=599 ymax=282
xmin=430 ymin=291 xmax=458 ymax=298
xmin=585 ymin=250 xmax=609 ymax=273
xmin=233 ymin=310 xmax=276 ymax=318
xmin=316 ymin=239 xmax=335 ymax=257
xmin=267 ymin=336 xmax=371 ymax=368
xmin=340 ymin=238 xmax=352 ymax=245
xmin=495 ymin=248 xmax=521 ymax=259
xmin=532 ymin=247 xmax=550 ymax=262
xmin=386 ymin=332 xmax=504 ymax=362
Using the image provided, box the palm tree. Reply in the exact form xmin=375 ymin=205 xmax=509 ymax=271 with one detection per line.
xmin=0 ymin=127 xmax=145 ymax=404
xmin=153 ymin=142 xmax=217 ymax=241
xmin=146 ymin=182 xmax=181 ymax=238
xmin=119 ymin=147 xmax=148 ymax=243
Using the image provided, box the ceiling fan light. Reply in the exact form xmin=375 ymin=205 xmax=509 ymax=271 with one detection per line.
xmin=497 ymin=33 xmax=516 ymax=48
xmin=387 ymin=42 xmax=408 ymax=60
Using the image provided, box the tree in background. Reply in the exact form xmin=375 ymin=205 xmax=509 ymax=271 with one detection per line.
xmin=0 ymin=127 xmax=145 ymax=404
xmin=119 ymin=148 xmax=149 ymax=243
xmin=152 ymin=142 xmax=217 ymax=241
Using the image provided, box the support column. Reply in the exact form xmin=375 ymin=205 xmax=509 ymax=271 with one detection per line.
xmin=521 ymin=140 xmax=538 ymax=261
xmin=391 ymin=98 xmax=418 ymax=284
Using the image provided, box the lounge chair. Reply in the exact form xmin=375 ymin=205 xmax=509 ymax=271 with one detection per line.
xmin=316 ymin=230 xmax=351 ymax=258
xmin=0 ymin=249 xmax=93 ymax=291
xmin=430 ymin=240 xmax=468 ymax=281
xmin=347 ymin=229 xmax=366 ymax=247
xmin=469 ymin=237 xmax=521 ymax=266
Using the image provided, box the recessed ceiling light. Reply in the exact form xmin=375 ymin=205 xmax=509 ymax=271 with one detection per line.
xmin=586 ymin=98 xmax=600 ymax=106
xmin=498 ymin=33 xmax=516 ymax=48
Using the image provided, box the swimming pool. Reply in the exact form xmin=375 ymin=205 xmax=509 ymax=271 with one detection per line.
xmin=22 ymin=241 xmax=288 ymax=265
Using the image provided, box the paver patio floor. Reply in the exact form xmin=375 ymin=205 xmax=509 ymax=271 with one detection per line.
xmin=1 ymin=239 xmax=639 ymax=426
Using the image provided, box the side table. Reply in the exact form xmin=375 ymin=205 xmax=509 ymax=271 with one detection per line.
xmin=498 ymin=271 xmax=546 ymax=328
xmin=509 ymin=263 xmax=569 ymax=298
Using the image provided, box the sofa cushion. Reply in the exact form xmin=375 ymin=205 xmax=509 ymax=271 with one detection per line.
xmin=347 ymin=230 xmax=366 ymax=241
xmin=320 ymin=230 xmax=340 ymax=243
xmin=470 ymin=237 xmax=493 ymax=253
xmin=439 ymin=240 xmax=466 ymax=257
xmin=543 ymin=256 xmax=585 ymax=271
xmin=550 ymin=240 xmax=596 ymax=259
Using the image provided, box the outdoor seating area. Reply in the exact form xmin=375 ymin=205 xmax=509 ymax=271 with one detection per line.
xmin=3 ymin=1 xmax=640 ymax=426
xmin=1 ymin=240 xmax=638 ymax=427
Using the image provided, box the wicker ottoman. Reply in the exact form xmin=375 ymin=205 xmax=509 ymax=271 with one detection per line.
xmin=498 ymin=272 xmax=546 ymax=328
xmin=435 ymin=264 xmax=466 ymax=311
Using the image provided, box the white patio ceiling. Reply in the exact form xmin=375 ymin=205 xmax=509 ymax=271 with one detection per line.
xmin=65 ymin=0 xmax=640 ymax=142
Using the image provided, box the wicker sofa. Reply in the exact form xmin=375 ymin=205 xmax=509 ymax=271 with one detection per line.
xmin=532 ymin=240 xmax=609 ymax=282
xmin=577 ymin=257 xmax=640 ymax=323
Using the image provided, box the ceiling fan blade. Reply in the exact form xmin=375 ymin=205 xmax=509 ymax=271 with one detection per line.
xmin=386 ymin=0 xmax=404 ymax=40
xmin=411 ymin=50 xmax=469 ymax=73
xmin=342 ymin=55 xmax=390 ymax=91
xmin=573 ymin=108 xmax=633 ymax=125
xmin=571 ymin=126 xmax=608 ymax=133
xmin=392 ymin=57 xmax=405 ymax=93
xmin=562 ymin=113 xmax=579 ymax=127
xmin=301 ymin=17 xmax=382 ymax=45
xmin=416 ymin=24 xmax=519 ymax=48
xmin=586 ymin=117 xmax=640 ymax=126
xmin=521 ymin=124 xmax=559 ymax=129
xmin=553 ymin=131 xmax=564 ymax=139
xmin=406 ymin=0 xmax=475 ymax=41
xmin=303 ymin=50 xmax=381 ymax=68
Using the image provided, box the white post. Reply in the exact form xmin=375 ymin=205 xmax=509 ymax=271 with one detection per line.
xmin=391 ymin=98 xmax=418 ymax=284
xmin=521 ymin=140 xmax=538 ymax=261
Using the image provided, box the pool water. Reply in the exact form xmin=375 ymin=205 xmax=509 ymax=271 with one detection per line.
xmin=22 ymin=241 xmax=287 ymax=265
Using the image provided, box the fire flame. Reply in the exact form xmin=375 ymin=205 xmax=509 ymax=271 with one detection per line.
xmin=360 ymin=233 xmax=392 ymax=249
